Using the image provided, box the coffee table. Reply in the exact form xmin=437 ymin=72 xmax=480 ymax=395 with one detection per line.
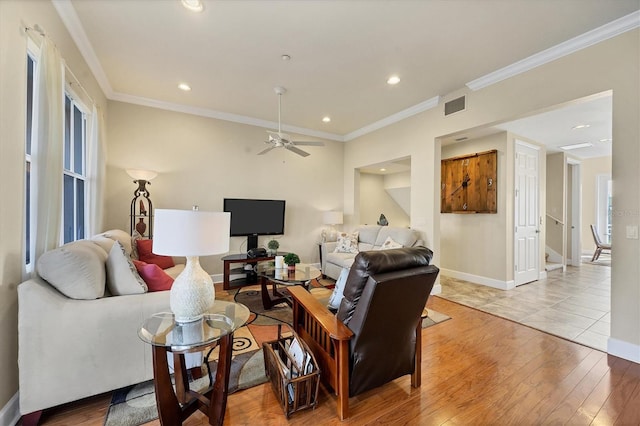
xmin=257 ymin=263 xmax=321 ymax=309
xmin=138 ymin=301 xmax=250 ymax=426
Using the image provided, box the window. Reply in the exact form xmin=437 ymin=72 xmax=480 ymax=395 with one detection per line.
xmin=25 ymin=54 xmax=35 ymax=266
xmin=62 ymin=94 xmax=87 ymax=244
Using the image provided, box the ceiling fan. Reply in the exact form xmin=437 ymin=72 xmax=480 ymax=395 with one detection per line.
xmin=258 ymin=86 xmax=324 ymax=157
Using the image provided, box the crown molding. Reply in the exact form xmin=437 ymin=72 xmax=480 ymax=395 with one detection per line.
xmin=110 ymin=92 xmax=345 ymax=142
xmin=344 ymin=96 xmax=440 ymax=141
xmin=52 ymin=0 xmax=114 ymax=97
xmin=466 ymin=10 xmax=640 ymax=91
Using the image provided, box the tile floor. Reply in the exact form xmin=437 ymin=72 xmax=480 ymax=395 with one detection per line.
xmin=438 ymin=255 xmax=611 ymax=351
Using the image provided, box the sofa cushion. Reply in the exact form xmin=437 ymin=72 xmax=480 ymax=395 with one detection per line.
xmin=133 ymin=260 xmax=174 ymax=292
xmin=136 ymin=239 xmax=175 ymax=269
xmin=326 ymin=251 xmax=358 ymax=269
xmin=374 ymin=226 xmax=419 ymax=248
xmin=95 ymin=229 xmax=134 ymax=255
xmin=106 ymin=241 xmax=148 ymax=295
xmin=36 ymin=240 xmax=107 ymax=300
xmin=334 ymin=231 xmax=359 ymax=254
xmin=356 ymin=225 xmax=382 ymax=245
xmin=378 ymin=236 xmax=403 ymax=250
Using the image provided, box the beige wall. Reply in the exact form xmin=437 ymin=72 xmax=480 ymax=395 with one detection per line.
xmin=344 ymin=30 xmax=639 ymax=354
xmin=441 ymin=132 xmax=510 ymax=281
xmin=358 ymin=173 xmax=410 ymax=228
xmin=546 ymin=153 xmax=566 ymax=257
xmin=105 ymin=101 xmax=344 ymax=273
xmin=581 ymin=156 xmax=612 ymax=252
xmin=0 ymin=0 xmax=108 ymax=414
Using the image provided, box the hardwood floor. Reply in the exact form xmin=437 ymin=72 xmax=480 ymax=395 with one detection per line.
xmin=32 ymin=296 xmax=640 ymax=426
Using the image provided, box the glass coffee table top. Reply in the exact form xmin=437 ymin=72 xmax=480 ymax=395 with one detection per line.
xmin=257 ymin=263 xmax=321 ymax=285
xmin=138 ymin=300 xmax=250 ymax=352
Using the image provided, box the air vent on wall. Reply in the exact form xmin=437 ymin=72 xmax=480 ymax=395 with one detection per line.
xmin=444 ymin=96 xmax=466 ymax=116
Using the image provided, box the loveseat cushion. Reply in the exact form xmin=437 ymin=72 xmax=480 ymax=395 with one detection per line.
xmin=36 ymin=240 xmax=107 ymax=300
xmin=336 ymin=246 xmax=433 ymax=325
xmin=93 ymin=229 xmax=134 ymax=255
xmin=106 ymin=241 xmax=148 ymax=295
xmin=374 ymin=226 xmax=419 ymax=248
xmin=357 ymin=225 xmax=382 ymax=245
xmin=325 ymin=251 xmax=358 ymax=269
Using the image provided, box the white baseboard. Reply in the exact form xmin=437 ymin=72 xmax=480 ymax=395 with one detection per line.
xmin=441 ymin=268 xmax=515 ymax=290
xmin=431 ymin=283 xmax=442 ymax=295
xmin=0 ymin=392 xmax=20 ymax=426
xmin=608 ymin=337 xmax=640 ymax=363
xmin=212 ymin=273 xmax=223 ymax=284
xmin=539 ymin=270 xmax=548 ymax=280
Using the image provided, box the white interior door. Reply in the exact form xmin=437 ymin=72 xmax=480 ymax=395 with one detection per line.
xmin=514 ymin=141 xmax=540 ymax=285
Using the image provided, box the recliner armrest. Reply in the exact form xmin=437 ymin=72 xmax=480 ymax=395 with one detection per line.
xmin=288 ymin=286 xmax=353 ymax=341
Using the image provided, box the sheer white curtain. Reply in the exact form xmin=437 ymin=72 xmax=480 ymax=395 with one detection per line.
xmin=87 ymin=105 xmax=106 ymax=235
xmin=31 ymin=36 xmax=64 ymax=262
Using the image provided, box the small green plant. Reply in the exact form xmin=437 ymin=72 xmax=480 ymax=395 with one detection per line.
xmin=283 ymin=252 xmax=300 ymax=266
xmin=267 ymin=240 xmax=280 ymax=250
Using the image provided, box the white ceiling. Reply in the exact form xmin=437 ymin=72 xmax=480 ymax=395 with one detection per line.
xmin=58 ymin=0 xmax=637 ymax=154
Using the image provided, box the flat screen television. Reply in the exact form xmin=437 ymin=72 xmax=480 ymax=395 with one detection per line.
xmin=223 ymin=198 xmax=286 ymax=251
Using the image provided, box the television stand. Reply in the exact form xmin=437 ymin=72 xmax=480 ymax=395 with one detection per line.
xmin=222 ymin=252 xmax=281 ymax=290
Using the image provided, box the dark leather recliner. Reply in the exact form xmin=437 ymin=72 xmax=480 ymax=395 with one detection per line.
xmin=288 ymin=246 xmax=439 ymax=419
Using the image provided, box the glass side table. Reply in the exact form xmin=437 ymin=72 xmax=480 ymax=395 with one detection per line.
xmin=257 ymin=263 xmax=321 ymax=310
xmin=138 ymin=301 xmax=250 ymax=426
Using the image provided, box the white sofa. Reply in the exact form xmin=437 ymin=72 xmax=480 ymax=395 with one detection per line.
xmin=18 ymin=230 xmax=185 ymax=420
xmin=320 ymin=225 xmax=424 ymax=280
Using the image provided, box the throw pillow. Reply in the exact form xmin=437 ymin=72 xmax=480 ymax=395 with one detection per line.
xmin=327 ymin=267 xmax=350 ymax=311
xmin=133 ymin=260 xmax=175 ymax=292
xmin=36 ymin=240 xmax=107 ymax=300
xmin=97 ymin=229 xmax=134 ymax=255
xmin=105 ymin=241 xmax=148 ymax=295
xmin=379 ymin=236 xmax=403 ymax=250
xmin=136 ymin=239 xmax=175 ymax=269
xmin=334 ymin=231 xmax=359 ymax=254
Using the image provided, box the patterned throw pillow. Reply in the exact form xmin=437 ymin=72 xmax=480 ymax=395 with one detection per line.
xmin=334 ymin=231 xmax=359 ymax=254
xmin=379 ymin=236 xmax=403 ymax=250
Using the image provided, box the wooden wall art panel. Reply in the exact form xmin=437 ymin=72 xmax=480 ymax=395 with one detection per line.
xmin=441 ymin=149 xmax=497 ymax=213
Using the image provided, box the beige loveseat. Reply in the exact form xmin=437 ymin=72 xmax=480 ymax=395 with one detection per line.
xmin=320 ymin=225 xmax=424 ymax=280
xmin=18 ymin=230 xmax=185 ymax=421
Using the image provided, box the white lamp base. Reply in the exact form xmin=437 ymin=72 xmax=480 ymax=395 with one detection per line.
xmin=170 ymin=256 xmax=215 ymax=323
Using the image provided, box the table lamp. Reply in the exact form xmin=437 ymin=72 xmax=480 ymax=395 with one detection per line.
xmin=153 ymin=208 xmax=230 ymax=323
xmin=322 ymin=211 xmax=343 ymax=242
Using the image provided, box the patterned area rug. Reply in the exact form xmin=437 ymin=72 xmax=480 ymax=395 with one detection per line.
xmin=104 ymin=283 xmax=449 ymax=426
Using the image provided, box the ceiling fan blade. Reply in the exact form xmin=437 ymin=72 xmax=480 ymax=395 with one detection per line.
xmin=257 ymin=146 xmax=276 ymax=155
xmin=286 ymin=145 xmax=310 ymax=157
xmin=292 ymin=141 xmax=325 ymax=146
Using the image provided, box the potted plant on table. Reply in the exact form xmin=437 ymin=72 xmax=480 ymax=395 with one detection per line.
xmin=283 ymin=253 xmax=300 ymax=272
xmin=267 ymin=239 xmax=280 ymax=256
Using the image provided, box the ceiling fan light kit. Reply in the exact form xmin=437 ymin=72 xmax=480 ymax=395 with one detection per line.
xmin=257 ymin=86 xmax=325 ymax=157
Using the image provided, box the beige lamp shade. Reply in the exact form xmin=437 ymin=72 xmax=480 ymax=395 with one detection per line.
xmin=153 ymin=209 xmax=230 ymax=257
xmin=323 ymin=211 xmax=343 ymax=225
xmin=126 ymin=169 xmax=158 ymax=181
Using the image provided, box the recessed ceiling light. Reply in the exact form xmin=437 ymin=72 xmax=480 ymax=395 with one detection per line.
xmin=178 ymin=83 xmax=191 ymax=91
xmin=380 ymin=168 xmax=387 ymax=172
xmin=387 ymin=75 xmax=400 ymax=85
xmin=560 ymin=142 xmax=592 ymax=150
xmin=322 ymin=116 xmax=331 ymax=123
xmin=181 ymin=0 xmax=203 ymax=12
xmin=572 ymin=124 xmax=591 ymax=130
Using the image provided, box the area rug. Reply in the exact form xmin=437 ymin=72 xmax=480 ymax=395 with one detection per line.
xmin=104 ymin=284 xmax=449 ymax=425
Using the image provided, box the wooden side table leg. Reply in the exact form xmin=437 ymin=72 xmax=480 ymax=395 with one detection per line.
xmin=174 ymin=353 xmax=190 ymax=404
xmin=208 ymin=333 xmax=234 ymax=425
xmin=152 ymin=346 xmax=182 ymax=425
xmin=260 ymin=275 xmax=274 ymax=310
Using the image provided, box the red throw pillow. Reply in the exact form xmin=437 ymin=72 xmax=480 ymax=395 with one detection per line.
xmin=136 ymin=239 xmax=175 ymax=269
xmin=133 ymin=260 xmax=174 ymax=291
